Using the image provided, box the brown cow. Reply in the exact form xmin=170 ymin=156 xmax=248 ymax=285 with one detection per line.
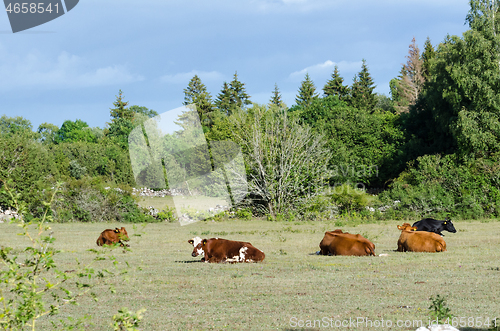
xmin=319 ymin=230 xmax=375 ymax=256
xmin=96 ymin=227 xmax=130 ymax=247
xmin=396 ymin=223 xmax=446 ymax=252
xmin=188 ymin=237 xmax=265 ymax=263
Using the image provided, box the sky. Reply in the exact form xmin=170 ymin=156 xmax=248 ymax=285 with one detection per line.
xmin=0 ymin=0 xmax=472 ymax=130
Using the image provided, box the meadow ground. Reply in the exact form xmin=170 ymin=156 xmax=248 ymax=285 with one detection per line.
xmin=1 ymin=218 xmax=500 ymax=330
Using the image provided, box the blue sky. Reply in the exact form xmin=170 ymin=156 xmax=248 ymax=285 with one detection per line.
xmin=1 ymin=0 xmax=471 ymax=130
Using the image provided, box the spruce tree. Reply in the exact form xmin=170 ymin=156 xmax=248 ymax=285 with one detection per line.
xmin=350 ymin=60 xmax=377 ymax=111
xmin=229 ymin=71 xmax=251 ymax=109
xmin=422 ymin=37 xmax=435 ymax=81
xmin=269 ymin=83 xmax=284 ymax=107
xmin=110 ymin=90 xmax=133 ymax=122
xmin=215 ymin=82 xmax=234 ymax=115
xmin=295 ymin=73 xmax=319 ymax=108
xmin=323 ymin=65 xmax=349 ymax=100
xmin=183 ymin=75 xmax=215 ymax=121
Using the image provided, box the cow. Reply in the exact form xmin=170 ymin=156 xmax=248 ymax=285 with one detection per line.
xmin=188 ymin=237 xmax=265 ymax=263
xmin=318 ymin=230 xmax=375 ymax=256
xmin=96 ymin=227 xmax=130 ymax=247
xmin=397 ymin=223 xmax=446 ymax=253
xmin=412 ymin=217 xmax=456 ymax=236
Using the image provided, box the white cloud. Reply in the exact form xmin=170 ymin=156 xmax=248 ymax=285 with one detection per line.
xmin=0 ymin=50 xmax=143 ymax=89
xmin=160 ymin=70 xmax=225 ymax=84
xmin=289 ymin=60 xmax=362 ymax=82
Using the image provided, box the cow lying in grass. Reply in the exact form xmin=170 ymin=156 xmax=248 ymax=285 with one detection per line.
xmin=96 ymin=227 xmax=130 ymax=247
xmin=188 ymin=237 xmax=265 ymax=263
xmin=318 ymin=229 xmax=375 ymax=256
xmin=397 ymin=223 xmax=446 ymax=252
xmin=412 ymin=217 xmax=457 ymax=236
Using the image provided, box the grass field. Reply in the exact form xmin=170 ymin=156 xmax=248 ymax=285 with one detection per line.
xmin=1 ymin=218 xmax=500 ymax=330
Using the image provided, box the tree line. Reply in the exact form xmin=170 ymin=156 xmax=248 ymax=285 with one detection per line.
xmin=1 ymin=0 xmax=500 ymax=221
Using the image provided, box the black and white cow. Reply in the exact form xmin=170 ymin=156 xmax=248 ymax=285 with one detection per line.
xmin=412 ymin=217 xmax=457 ymax=236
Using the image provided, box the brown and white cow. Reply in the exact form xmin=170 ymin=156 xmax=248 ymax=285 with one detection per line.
xmin=188 ymin=237 xmax=265 ymax=263
xmin=396 ymin=223 xmax=446 ymax=252
xmin=319 ymin=230 xmax=375 ymax=256
xmin=96 ymin=227 xmax=130 ymax=247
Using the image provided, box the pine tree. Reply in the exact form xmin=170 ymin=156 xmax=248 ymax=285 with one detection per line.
xmin=323 ymin=65 xmax=349 ymax=100
xmin=422 ymin=37 xmax=435 ymax=81
xmin=229 ymin=71 xmax=251 ymax=109
xmin=295 ymin=73 xmax=319 ymax=108
xmin=350 ymin=60 xmax=377 ymax=111
xmin=183 ymin=75 xmax=215 ymax=121
xmin=269 ymin=83 xmax=284 ymax=107
xmin=110 ymin=90 xmax=133 ymax=123
xmin=215 ymin=82 xmax=234 ymax=115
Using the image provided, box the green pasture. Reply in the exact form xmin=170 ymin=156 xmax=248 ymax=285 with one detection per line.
xmin=1 ymin=218 xmax=500 ymax=330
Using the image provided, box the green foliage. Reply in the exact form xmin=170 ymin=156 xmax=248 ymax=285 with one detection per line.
xmin=214 ymin=72 xmax=251 ymax=115
xmin=51 ymin=178 xmax=156 ymax=223
xmin=37 ymin=122 xmax=59 ymax=145
xmin=428 ymin=294 xmax=453 ymax=324
xmin=55 ymin=119 xmax=97 ymax=144
xmin=328 ymin=184 xmax=377 ymax=214
xmin=269 ymin=83 xmax=285 ymax=108
xmin=229 ymin=104 xmax=330 ymax=216
xmin=0 ymin=135 xmax=59 ymax=216
xmin=183 ymin=75 xmax=215 ymax=126
xmin=112 ymin=307 xmax=146 ymax=331
xmin=0 ymin=182 xmax=132 ymax=329
xmin=323 ymin=65 xmax=349 ymax=101
xmin=156 ymin=206 xmax=177 ymax=222
xmin=382 ymin=153 xmax=500 ymax=219
xmin=295 ymin=73 xmax=319 ymax=108
xmin=235 ymin=208 xmax=252 ymax=220
xmin=293 ymin=96 xmax=405 ymax=186
xmin=350 ymin=59 xmax=377 ymax=112
xmin=0 ymin=115 xmax=37 ymax=139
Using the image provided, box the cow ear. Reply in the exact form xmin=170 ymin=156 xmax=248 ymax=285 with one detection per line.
xmin=202 ymin=239 xmax=207 ymax=245
xmin=444 ymin=221 xmax=447 ymax=225
xmin=397 ymin=225 xmax=402 ymax=230
xmin=114 ymin=228 xmax=120 ymax=233
xmin=188 ymin=239 xmax=194 ymax=244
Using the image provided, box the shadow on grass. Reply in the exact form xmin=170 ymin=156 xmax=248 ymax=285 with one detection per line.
xmin=174 ymin=260 xmax=203 ymax=263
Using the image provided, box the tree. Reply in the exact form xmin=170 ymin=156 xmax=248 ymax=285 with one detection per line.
xmin=215 ymin=82 xmax=234 ymax=115
xmin=323 ymin=65 xmax=349 ymax=100
xmin=0 ymin=115 xmax=36 ymax=139
xmin=421 ymin=0 xmax=500 ymax=157
xmin=269 ymin=83 xmax=285 ymax=108
xmin=37 ymin=122 xmax=59 ymax=145
xmin=129 ymin=105 xmax=158 ymax=119
xmin=394 ymin=38 xmax=425 ymax=113
xmin=295 ymin=73 xmax=319 ymax=108
xmin=183 ymin=75 xmax=215 ymax=122
xmin=422 ymin=37 xmax=436 ymax=81
xmin=229 ymin=104 xmax=330 ymax=215
xmin=109 ymin=90 xmax=134 ymax=123
xmin=350 ymin=60 xmax=377 ymax=112
xmin=55 ymin=119 xmax=96 ymax=143
xmin=106 ymin=91 xmax=135 ymax=149
xmin=229 ymin=71 xmax=251 ymax=109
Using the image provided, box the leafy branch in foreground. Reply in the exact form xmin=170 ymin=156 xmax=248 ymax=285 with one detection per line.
xmin=0 ymin=179 xmax=131 ymax=330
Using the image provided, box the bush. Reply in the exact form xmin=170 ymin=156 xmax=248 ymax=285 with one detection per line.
xmin=51 ymin=178 xmax=156 ymax=223
xmin=381 ymin=153 xmax=500 ymax=219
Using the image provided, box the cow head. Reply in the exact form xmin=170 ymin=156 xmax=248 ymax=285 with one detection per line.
xmin=443 ymin=217 xmax=457 ymax=233
xmin=114 ymin=227 xmax=130 ymax=241
xmin=397 ymin=223 xmax=417 ymax=231
xmin=188 ymin=237 xmax=206 ymax=257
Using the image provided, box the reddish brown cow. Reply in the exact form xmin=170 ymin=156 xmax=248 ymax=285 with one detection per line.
xmin=96 ymin=227 xmax=130 ymax=247
xmin=396 ymin=223 xmax=446 ymax=252
xmin=319 ymin=230 xmax=375 ymax=256
xmin=188 ymin=237 xmax=265 ymax=263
